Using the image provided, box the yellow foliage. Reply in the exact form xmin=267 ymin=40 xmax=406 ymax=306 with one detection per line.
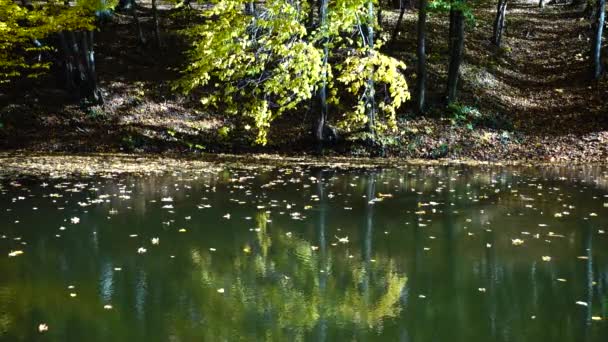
xmin=0 ymin=0 xmax=113 ymax=83
xmin=178 ymin=0 xmax=409 ymax=144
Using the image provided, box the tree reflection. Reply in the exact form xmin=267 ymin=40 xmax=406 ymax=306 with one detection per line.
xmin=181 ymin=174 xmax=407 ymax=340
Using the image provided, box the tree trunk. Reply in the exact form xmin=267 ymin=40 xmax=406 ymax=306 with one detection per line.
xmin=390 ymin=0 xmax=407 ymax=45
xmin=539 ymin=0 xmax=544 ymax=8
xmin=447 ymin=7 xmax=465 ymax=104
xmin=57 ymin=31 xmax=103 ymax=105
xmin=151 ymin=0 xmax=162 ymax=48
xmin=416 ymin=0 xmax=427 ymax=113
xmin=245 ymin=1 xmax=255 ymax=15
xmin=448 ymin=6 xmax=456 ymax=51
xmin=131 ymin=0 xmax=146 ymax=45
xmin=81 ymin=31 xmax=103 ymax=104
xmin=57 ymin=32 xmax=76 ymax=91
xmin=307 ymin=0 xmax=316 ymax=28
xmin=315 ymin=0 xmax=329 ymax=146
xmin=592 ymin=0 xmax=605 ymax=79
xmin=492 ymin=0 xmax=508 ymax=47
xmin=378 ymin=0 xmax=383 ymax=26
xmin=365 ymin=0 xmax=376 ymax=136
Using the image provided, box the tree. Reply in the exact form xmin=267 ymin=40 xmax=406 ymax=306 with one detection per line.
xmin=446 ymin=0 xmax=466 ymax=104
xmin=389 ymin=0 xmax=407 ymax=45
xmin=416 ymin=0 xmax=428 ymax=113
xmin=0 ymin=0 xmax=116 ymax=104
xmin=178 ymin=0 xmax=409 ymax=145
xmin=592 ymin=0 xmax=605 ymax=79
xmin=363 ymin=0 xmax=377 ymax=136
xmin=151 ymin=0 xmax=162 ymax=47
xmin=116 ymin=0 xmax=145 ymax=45
xmin=0 ymin=0 xmax=91 ymax=83
xmin=492 ymin=0 xmax=508 ymax=47
xmin=315 ymin=0 xmax=330 ymax=147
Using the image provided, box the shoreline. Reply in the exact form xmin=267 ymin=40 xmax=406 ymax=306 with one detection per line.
xmin=1 ymin=151 xmax=606 ymax=178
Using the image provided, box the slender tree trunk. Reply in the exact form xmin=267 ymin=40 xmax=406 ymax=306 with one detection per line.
xmin=592 ymin=0 xmax=605 ymax=79
xmin=365 ymin=1 xmax=376 ymax=137
xmin=539 ymin=0 xmax=544 ymax=8
xmin=492 ymin=0 xmax=508 ymax=47
xmin=151 ymin=0 xmax=162 ymax=48
xmin=447 ymin=7 xmax=465 ymax=104
xmin=131 ymin=0 xmax=146 ymax=45
xmin=81 ymin=31 xmax=103 ymax=104
xmin=416 ymin=0 xmax=427 ymax=113
xmin=378 ymin=0 xmax=383 ymax=26
xmin=390 ymin=0 xmax=407 ymax=45
xmin=315 ymin=0 xmax=329 ymax=146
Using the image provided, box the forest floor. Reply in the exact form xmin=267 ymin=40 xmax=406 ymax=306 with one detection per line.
xmin=0 ymin=0 xmax=607 ymax=163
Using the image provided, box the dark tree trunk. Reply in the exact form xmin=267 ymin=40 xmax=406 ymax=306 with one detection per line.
xmin=131 ymin=0 xmax=146 ymax=45
xmin=492 ymin=0 xmax=508 ymax=47
xmin=390 ymin=0 xmax=407 ymax=45
xmin=448 ymin=6 xmax=456 ymax=51
xmin=81 ymin=31 xmax=103 ymax=104
xmin=447 ymin=8 xmax=465 ymax=104
xmin=315 ymin=0 xmax=329 ymax=146
xmin=378 ymin=0 xmax=383 ymax=26
xmin=151 ymin=0 xmax=162 ymax=48
xmin=307 ymin=0 xmax=316 ymax=28
xmin=416 ymin=0 xmax=427 ymax=113
xmin=245 ymin=1 xmax=255 ymax=15
xmin=57 ymin=31 xmax=103 ymax=105
xmin=57 ymin=32 xmax=76 ymax=91
xmin=539 ymin=0 xmax=544 ymax=8
xmin=592 ymin=0 xmax=605 ymax=79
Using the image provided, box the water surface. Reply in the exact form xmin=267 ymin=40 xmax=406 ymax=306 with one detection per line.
xmin=1 ymin=165 xmax=607 ymax=341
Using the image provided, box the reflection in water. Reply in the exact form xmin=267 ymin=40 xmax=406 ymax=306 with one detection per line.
xmin=0 ymin=165 xmax=608 ymax=341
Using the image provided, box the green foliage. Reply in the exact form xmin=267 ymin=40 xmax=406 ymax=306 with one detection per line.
xmin=217 ymin=126 xmax=231 ymax=140
xmin=430 ymin=142 xmax=449 ymax=158
xmin=177 ymin=0 xmax=409 ymax=145
xmin=0 ymin=0 xmax=116 ymax=83
xmin=428 ymin=0 xmax=475 ymax=23
xmin=447 ymin=102 xmax=513 ymax=131
xmin=447 ymin=102 xmax=480 ymax=128
xmin=85 ymin=106 xmax=107 ymax=119
xmin=166 ymin=129 xmax=205 ymax=151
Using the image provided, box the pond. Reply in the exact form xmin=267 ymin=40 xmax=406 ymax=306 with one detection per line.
xmin=1 ymin=164 xmax=607 ymax=341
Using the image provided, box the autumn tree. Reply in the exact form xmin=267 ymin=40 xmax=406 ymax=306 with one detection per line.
xmin=178 ymin=0 xmax=409 ymax=145
xmin=0 ymin=0 xmax=116 ymax=104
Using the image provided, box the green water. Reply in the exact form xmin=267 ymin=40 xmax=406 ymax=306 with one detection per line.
xmin=1 ymin=165 xmax=607 ymax=341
